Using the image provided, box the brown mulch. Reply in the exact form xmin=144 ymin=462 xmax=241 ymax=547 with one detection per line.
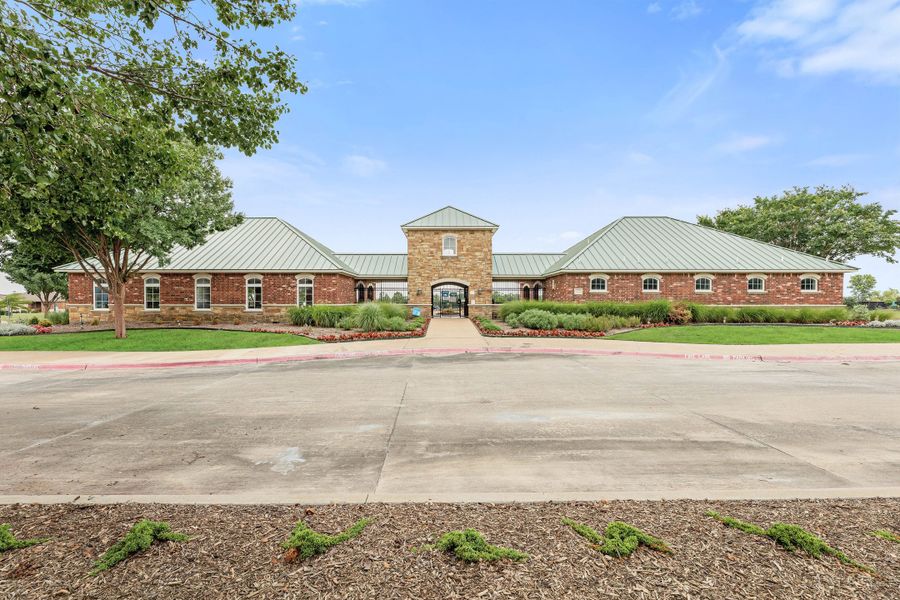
xmin=1 ymin=499 xmax=898 ymax=599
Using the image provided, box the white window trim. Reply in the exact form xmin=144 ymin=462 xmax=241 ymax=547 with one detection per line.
xmin=589 ymin=273 xmax=609 ymax=293
xmin=296 ymin=274 xmax=314 ymax=306
xmin=641 ymin=273 xmax=661 ymax=293
xmin=693 ymin=274 xmax=714 ymax=293
xmin=92 ymin=280 xmax=110 ymax=311
xmin=442 ymin=234 xmax=458 ymax=257
xmin=245 ymin=274 xmax=263 ymax=311
xmin=194 ymin=274 xmax=212 ymax=311
xmin=142 ymin=275 xmax=161 ymax=311
xmin=747 ymin=273 xmax=767 ymax=293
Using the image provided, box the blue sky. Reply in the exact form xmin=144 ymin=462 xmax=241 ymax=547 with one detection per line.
xmin=2 ymin=0 xmax=898 ymax=293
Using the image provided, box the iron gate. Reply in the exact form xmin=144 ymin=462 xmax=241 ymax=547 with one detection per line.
xmin=431 ymin=283 xmax=468 ymax=318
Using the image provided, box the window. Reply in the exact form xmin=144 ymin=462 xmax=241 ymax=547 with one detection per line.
xmin=800 ymin=277 xmax=818 ymax=292
xmin=356 ymin=282 xmax=366 ymax=303
xmin=747 ymin=277 xmax=765 ymax=292
xmin=590 ymin=277 xmax=607 ymax=292
xmin=297 ymin=277 xmax=314 ymax=306
xmin=695 ymin=277 xmax=712 ymax=292
xmin=534 ymin=283 xmax=544 ymax=301
xmin=93 ymin=281 xmax=109 ymax=310
xmin=642 ymin=276 xmax=660 ymax=292
xmin=246 ymin=277 xmax=262 ymax=310
xmin=195 ymin=277 xmax=211 ymax=310
xmin=143 ymin=277 xmax=160 ymax=310
xmin=522 ymin=285 xmax=531 ymax=301
xmin=373 ymin=281 xmax=408 ymax=303
xmin=366 ymin=284 xmax=375 ymax=302
xmin=442 ymin=235 xmax=457 ymax=256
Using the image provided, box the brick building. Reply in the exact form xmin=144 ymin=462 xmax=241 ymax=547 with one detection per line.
xmin=58 ymin=206 xmax=854 ymax=322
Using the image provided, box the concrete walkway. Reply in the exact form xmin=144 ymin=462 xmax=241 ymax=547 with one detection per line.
xmin=1 ymin=318 xmax=899 ymax=370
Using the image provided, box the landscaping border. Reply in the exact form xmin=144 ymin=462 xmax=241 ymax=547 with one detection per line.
xmin=252 ymin=317 xmax=430 ymax=343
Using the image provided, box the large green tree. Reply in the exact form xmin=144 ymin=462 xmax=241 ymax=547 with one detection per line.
xmin=3 ymin=93 xmax=240 ymax=338
xmin=0 ymin=235 xmax=70 ymax=315
xmin=1 ymin=0 xmax=302 ymax=202
xmin=697 ymin=186 xmax=900 ymax=264
xmin=848 ymin=274 xmax=877 ymax=304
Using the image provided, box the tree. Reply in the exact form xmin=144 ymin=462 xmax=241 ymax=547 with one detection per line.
xmin=697 ymin=186 xmax=900 ymax=264
xmin=872 ymin=288 xmax=899 ymax=305
xmin=848 ymin=274 xmax=877 ymax=304
xmin=0 ymin=236 xmax=69 ymax=315
xmin=1 ymin=292 xmax=29 ymax=316
xmin=3 ymin=95 xmax=240 ymax=338
xmin=1 ymin=0 xmax=303 ymax=203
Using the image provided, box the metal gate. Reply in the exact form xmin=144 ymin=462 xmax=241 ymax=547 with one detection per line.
xmin=431 ymin=283 xmax=468 ymax=318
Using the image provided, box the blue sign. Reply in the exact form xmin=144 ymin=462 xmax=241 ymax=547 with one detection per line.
xmin=411 ymin=307 xmax=421 ymax=317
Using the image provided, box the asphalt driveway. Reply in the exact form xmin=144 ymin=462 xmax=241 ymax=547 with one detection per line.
xmin=1 ymin=353 xmax=898 ymax=502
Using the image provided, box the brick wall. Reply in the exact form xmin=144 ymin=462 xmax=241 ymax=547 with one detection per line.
xmin=67 ymin=271 xmax=356 ymax=323
xmin=405 ymin=228 xmax=494 ymax=316
xmin=543 ymin=272 xmax=844 ymax=305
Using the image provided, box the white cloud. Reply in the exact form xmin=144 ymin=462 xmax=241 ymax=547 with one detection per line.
xmin=318 ymin=20 xmax=329 ymax=26
xmin=649 ymin=45 xmax=728 ymax=121
xmin=627 ymin=151 xmax=654 ymax=163
xmin=291 ymin=34 xmax=305 ymax=41
xmin=804 ymin=153 xmax=868 ymax=167
xmin=343 ymin=154 xmax=386 ymax=177
xmin=715 ymin=134 xmax=775 ymax=153
xmin=672 ymin=0 xmax=702 ymax=20
xmin=737 ymin=0 xmax=900 ymax=81
xmin=647 ymin=2 xmax=662 ymax=14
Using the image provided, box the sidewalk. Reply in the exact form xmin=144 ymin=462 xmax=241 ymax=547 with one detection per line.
xmin=1 ymin=318 xmax=899 ymax=370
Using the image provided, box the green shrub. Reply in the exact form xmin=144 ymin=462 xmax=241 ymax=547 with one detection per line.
xmin=379 ymin=315 xmax=408 ymax=331
xmin=287 ymin=305 xmax=313 ymax=326
xmin=475 ymin=316 xmax=501 ymax=331
xmin=0 ymin=323 xmax=36 ymax=336
xmin=706 ymin=511 xmax=872 ymax=573
xmin=28 ymin=316 xmax=39 ymax=325
xmin=848 ymin=305 xmax=871 ymax=321
xmin=37 ymin=319 xmax=52 ymax=327
xmin=870 ymin=309 xmax=893 ymax=322
xmin=336 ymin=315 xmax=356 ymax=330
xmin=355 ymin=303 xmax=382 ymax=332
xmin=689 ymin=304 xmax=735 ymax=323
xmin=504 ymin=313 xmax=520 ymax=328
xmin=0 ymin=523 xmax=47 ymax=552
xmin=431 ymin=529 xmax=528 ymax=562
xmin=562 ymin=518 xmax=671 ymax=557
xmin=91 ymin=520 xmax=189 ymax=575
xmin=281 ymin=518 xmax=371 ymax=560
xmin=377 ymin=302 xmax=407 ymax=320
xmin=310 ymin=305 xmax=356 ymax=328
xmin=47 ymin=311 xmax=69 ymax=325
xmin=668 ymin=302 xmax=693 ymax=324
xmin=499 ymin=300 xmax=671 ymax=323
xmin=517 ymin=309 xmax=559 ymax=330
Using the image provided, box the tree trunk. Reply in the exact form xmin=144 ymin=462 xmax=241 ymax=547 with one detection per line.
xmin=41 ymin=301 xmax=49 ymax=317
xmin=112 ymin=283 xmax=127 ymax=339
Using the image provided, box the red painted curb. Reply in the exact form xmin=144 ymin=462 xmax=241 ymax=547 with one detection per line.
xmin=0 ymin=346 xmax=898 ymax=371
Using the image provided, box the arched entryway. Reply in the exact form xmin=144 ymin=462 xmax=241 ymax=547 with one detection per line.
xmin=431 ymin=282 xmax=469 ymax=318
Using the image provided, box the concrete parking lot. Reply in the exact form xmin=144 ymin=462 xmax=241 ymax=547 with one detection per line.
xmin=1 ymin=352 xmax=898 ymax=502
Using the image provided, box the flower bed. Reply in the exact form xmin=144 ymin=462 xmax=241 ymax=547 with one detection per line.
xmin=250 ymin=318 xmax=430 ymax=343
xmin=471 ymin=317 xmax=608 ymax=338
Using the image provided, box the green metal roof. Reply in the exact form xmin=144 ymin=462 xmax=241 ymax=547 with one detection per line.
xmin=492 ymin=253 xmax=564 ymax=278
xmin=335 ymin=254 xmax=407 ymax=278
xmin=56 ymin=217 xmax=354 ymax=273
xmin=401 ymin=205 xmax=498 ymax=229
xmin=545 ymin=217 xmax=854 ymax=274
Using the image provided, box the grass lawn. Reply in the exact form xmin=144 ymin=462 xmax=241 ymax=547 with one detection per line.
xmin=609 ymin=325 xmax=900 ymax=344
xmin=0 ymin=328 xmax=319 ymax=352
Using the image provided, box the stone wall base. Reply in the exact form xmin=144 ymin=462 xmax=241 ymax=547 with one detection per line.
xmin=68 ymin=305 xmax=292 ymax=325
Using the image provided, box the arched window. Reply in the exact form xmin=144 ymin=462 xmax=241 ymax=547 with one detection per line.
xmin=694 ymin=277 xmax=712 ymax=292
xmin=194 ymin=277 xmax=211 ymax=310
xmin=366 ymin=284 xmax=375 ymax=302
xmin=143 ymin=276 xmax=160 ymax=310
xmin=356 ymin=282 xmax=366 ymax=303
xmin=747 ymin=277 xmax=765 ymax=292
xmin=93 ymin=280 xmax=109 ymax=310
xmin=442 ymin=234 xmax=457 ymax=256
xmin=246 ymin=276 xmax=263 ymax=310
xmin=642 ymin=275 xmax=660 ymax=292
xmin=522 ymin=285 xmax=530 ymax=301
xmin=297 ymin=277 xmax=314 ymax=306
xmin=534 ymin=283 xmax=544 ymax=301
xmin=800 ymin=275 xmax=819 ymax=292
xmin=590 ymin=276 xmax=608 ymax=292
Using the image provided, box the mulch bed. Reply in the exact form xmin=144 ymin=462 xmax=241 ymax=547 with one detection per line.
xmin=471 ymin=318 xmax=671 ymax=339
xmin=1 ymin=498 xmax=897 ymax=599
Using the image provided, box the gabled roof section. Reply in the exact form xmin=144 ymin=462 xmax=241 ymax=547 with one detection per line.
xmin=545 ymin=217 xmax=855 ymax=274
xmin=402 ymin=206 xmax=498 ymax=230
xmin=493 ymin=253 xmax=565 ymax=278
xmin=56 ymin=217 xmax=354 ymax=273
xmin=335 ymin=254 xmax=408 ymax=278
